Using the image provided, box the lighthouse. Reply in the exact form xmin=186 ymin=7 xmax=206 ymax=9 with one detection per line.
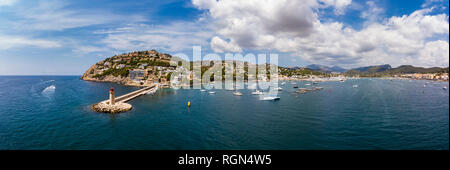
xmin=109 ymin=87 xmax=115 ymax=105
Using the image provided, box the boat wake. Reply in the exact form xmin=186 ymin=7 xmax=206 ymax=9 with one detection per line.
xmin=40 ymin=80 xmax=55 ymax=84
xmin=42 ymin=85 xmax=56 ymax=94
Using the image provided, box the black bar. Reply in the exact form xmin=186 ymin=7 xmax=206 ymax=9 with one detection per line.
xmin=0 ymin=150 xmax=448 ymax=169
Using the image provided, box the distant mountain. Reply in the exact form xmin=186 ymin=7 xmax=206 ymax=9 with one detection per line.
xmin=350 ymin=64 xmax=392 ymax=73
xmin=345 ymin=64 xmax=448 ymax=77
xmin=386 ymin=65 xmax=448 ymax=74
xmin=305 ymin=64 xmax=347 ymax=73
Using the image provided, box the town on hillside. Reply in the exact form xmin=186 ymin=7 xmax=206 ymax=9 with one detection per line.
xmin=81 ymin=50 xmax=450 ymax=88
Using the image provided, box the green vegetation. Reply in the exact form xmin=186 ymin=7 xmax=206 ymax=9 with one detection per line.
xmin=93 ymin=67 xmax=130 ymax=78
xmin=278 ymin=66 xmax=327 ymax=77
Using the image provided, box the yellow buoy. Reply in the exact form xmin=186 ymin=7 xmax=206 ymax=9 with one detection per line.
xmin=188 ymin=101 xmax=191 ymax=107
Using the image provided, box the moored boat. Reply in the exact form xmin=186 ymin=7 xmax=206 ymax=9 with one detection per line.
xmin=252 ymin=90 xmax=263 ymax=95
xmin=233 ymin=91 xmax=243 ymax=96
xmin=260 ymin=96 xmax=280 ymax=101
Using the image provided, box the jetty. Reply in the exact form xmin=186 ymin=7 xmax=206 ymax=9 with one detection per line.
xmin=92 ymin=85 xmax=157 ymax=113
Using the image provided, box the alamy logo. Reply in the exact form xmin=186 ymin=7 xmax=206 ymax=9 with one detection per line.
xmin=169 ymin=46 xmax=280 ymax=98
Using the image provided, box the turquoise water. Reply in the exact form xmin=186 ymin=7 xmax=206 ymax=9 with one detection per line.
xmin=0 ymin=76 xmax=448 ymax=150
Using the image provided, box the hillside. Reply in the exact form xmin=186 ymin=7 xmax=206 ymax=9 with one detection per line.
xmin=345 ymin=64 xmax=449 ymax=77
xmin=81 ymin=50 xmax=176 ymax=86
xmin=279 ymin=66 xmax=328 ymax=77
xmin=81 ymin=50 xmax=332 ymax=86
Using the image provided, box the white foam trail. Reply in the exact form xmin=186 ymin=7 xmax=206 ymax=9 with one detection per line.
xmin=38 ymin=80 xmax=55 ymax=85
xmin=42 ymin=85 xmax=56 ymax=93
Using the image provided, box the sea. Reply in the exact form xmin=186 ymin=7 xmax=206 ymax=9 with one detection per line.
xmin=0 ymin=76 xmax=448 ymax=150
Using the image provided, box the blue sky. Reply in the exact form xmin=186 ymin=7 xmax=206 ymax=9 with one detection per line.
xmin=0 ymin=0 xmax=448 ymax=75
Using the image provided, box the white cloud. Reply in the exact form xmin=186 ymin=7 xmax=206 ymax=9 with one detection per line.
xmin=421 ymin=0 xmax=445 ymax=8
xmin=97 ymin=22 xmax=214 ymax=53
xmin=10 ymin=0 xmax=146 ymax=31
xmin=418 ymin=40 xmax=449 ymax=67
xmin=192 ymin=0 xmax=449 ymax=68
xmin=72 ymin=46 xmax=109 ymax=54
xmin=319 ymin=0 xmax=352 ymax=15
xmin=360 ymin=1 xmax=384 ymax=23
xmin=210 ymin=36 xmax=242 ymax=53
xmin=0 ymin=0 xmax=17 ymax=6
xmin=0 ymin=35 xmax=61 ymax=50
xmin=192 ymin=0 xmax=217 ymax=9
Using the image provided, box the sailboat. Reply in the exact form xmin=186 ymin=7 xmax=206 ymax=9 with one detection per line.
xmin=252 ymin=90 xmax=263 ymax=95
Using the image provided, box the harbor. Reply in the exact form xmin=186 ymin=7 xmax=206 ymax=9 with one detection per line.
xmin=0 ymin=76 xmax=448 ymax=149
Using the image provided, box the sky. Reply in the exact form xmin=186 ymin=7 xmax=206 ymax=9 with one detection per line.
xmin=0 ymin=0 xmax=448 ymax=75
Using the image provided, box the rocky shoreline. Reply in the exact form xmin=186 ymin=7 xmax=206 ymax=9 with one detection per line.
xmin=91 ymin=102 xmax=132 ymax=114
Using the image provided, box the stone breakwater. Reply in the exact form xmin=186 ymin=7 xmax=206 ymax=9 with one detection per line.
xmin=90 ymin=86 xmax=156 ymax=114
xmin=91 ymin=102 xmax=132 ymax=114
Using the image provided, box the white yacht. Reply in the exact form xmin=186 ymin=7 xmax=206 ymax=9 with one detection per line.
xmin=233 ymin=91 xmax=243 ymax=96
xmin=261 ymin=96 xmax=281 ymax=101
xmin=209 ymin=91 xmax=216 ymax=94
xmin=252 ymin=90 xmax=263 ymax=95
xmin=200 ymin=89 xmax=206 ymax=92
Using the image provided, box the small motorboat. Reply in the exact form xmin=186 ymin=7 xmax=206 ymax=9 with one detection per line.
xmin=305 ymin=84 xmax=311 ymax=86
xmin=200 ymin=89 xmax=206 ymax=92
xmin=252 ymin=90 xmax=263 ymax=95
xmin=276 ymin=87 xmax=283 ymax=91
xmin=293 ymin=85 xmax=299 ymax=88
xmin=233 ymin=91 xmax=243 ymax=96
xmin=281 ymin=82 xmax=286 ymax=86
xmin=260 ymin=96 xmax=281 ymax=101
xmin=353 ymin=85 xmax=358 ymax=88
xmin=313 ymin=81 xmax=318 ymax=84
xmin=209 ymin=91 xmax=216 ymax=94
xmin=443 ymin=86 xmax=447 ymax=90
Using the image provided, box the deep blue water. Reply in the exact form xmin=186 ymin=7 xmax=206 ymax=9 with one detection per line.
xmin=0 ymin=76 xmax=448 ymax=150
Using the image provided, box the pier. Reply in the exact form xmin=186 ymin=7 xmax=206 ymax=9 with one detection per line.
xmin=92 ymin=85 xmax=157 ymax=113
